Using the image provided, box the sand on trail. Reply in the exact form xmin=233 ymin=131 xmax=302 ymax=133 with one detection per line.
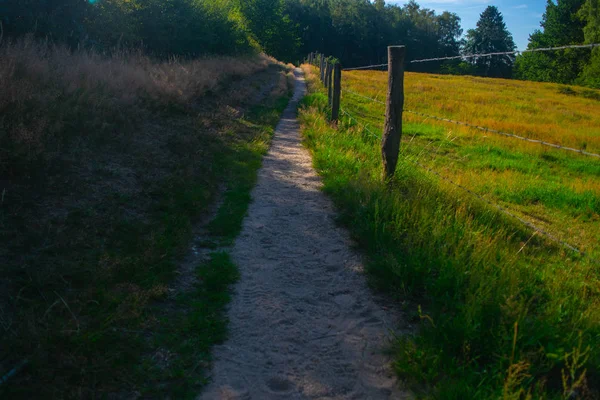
xmin=200 ymin=68 xmax=409 ymax=400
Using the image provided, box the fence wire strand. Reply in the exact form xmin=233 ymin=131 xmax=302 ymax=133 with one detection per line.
xmin=342 ymin=88 xmax=385 ymax=104
xmin=341 ymin=88 xmax=600 ymax=158
xmin=405 ymin=110 xmax=600 ymax=158
xmin=343 ymin=63 xmax=389 ymax=71
xmin=411 ymin=43 xmax=599 ymax=64
xmin=341 ymin=42 xmax=600 ymax=70
xmin=340 ymin=107 xmax=381 ymax=139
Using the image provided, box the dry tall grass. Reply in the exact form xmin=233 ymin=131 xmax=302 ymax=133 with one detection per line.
xmin=0 ymin=38 xmax=274 ymax=176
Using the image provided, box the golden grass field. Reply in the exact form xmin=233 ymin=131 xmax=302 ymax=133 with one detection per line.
xmin=342 ymin=70 xmax=600 ymax=257
xmin=346 ymin=71 xmax=600 ymax=152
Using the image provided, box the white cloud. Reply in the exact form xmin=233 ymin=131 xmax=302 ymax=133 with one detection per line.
xmin=513 ymin=4 xmax=528 ymax=9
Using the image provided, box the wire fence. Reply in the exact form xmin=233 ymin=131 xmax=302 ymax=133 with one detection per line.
xmin=343 ymin=63 xmax=388 ymax=71
xmin=343 ymin=42 xmax=600 ymax=70
xmin=341 ymin=88 xmax=600 ymax=158
xmin=336 ymin=105 xmax=586 ymax=257
xmin=340 ymin=107 xmax=380 ymax=139
xmin=411 ymin=43 xmax=599 ymax=64
xmin=310 ymin=43 xmax=599 ymax=260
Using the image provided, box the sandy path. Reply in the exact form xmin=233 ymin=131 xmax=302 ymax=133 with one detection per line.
xmin=200 ymin=69 xmax=408 ymax=399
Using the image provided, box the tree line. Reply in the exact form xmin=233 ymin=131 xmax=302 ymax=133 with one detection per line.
xmin=0 ymin=0 xmax=598 ymax=87
xmin=515 ymin=0 xmax=599 ymax=87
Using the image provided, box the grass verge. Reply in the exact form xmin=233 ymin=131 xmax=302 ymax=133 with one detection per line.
xmin=144 ymin=96 xmax=293 ymax=398
xmin=148 ymin=252 xmax=240 ymax=399
xmin=0 ymin=39 xmax=292 ymax=398
xmin=298 ymin=65 xmax=599 ymax=399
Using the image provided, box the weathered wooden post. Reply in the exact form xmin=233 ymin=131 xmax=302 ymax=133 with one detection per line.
xmin=320 ymin=56 xmax=325 ymax=83
xmin=381 ymin=45 xmax=405 ymax=179
xmin=324 ymin=60 xmax=330 ymax=88
xmin=327 ymin=62 xmax=334 ymax=106
xmin=331 ymin=63 xmax=341 ymax=123
xmin=309 ymin=53 xmax=313 ymax=65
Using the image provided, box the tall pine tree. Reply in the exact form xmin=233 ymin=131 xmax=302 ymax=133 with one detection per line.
xmin=578 ymin=0 xmax=600 ymax=87
xmin=463 ymin=6 xmax=516 ymax=78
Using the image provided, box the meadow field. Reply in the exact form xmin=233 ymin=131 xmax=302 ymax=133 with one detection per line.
xmin=300 ymin=65 xmax=600 ymax=398
xmin=344 ymin=70 xmax=600 ymax=256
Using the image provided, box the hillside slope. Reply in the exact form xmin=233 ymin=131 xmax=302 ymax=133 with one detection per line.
xmin=0 ymin=39 xmax=293 ymax=398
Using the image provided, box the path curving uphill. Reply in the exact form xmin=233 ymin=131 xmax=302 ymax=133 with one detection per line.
xmin=200 ymin=68 xmax=409 ymax=400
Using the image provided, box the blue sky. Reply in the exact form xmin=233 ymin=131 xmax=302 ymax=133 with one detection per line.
xmin=391 ymin=0 xmax=547 ymax=50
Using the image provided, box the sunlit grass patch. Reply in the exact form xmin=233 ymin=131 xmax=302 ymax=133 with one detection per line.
xmin=345 ymin=70 xmax=600 ymax=153
xmin=339 ymin=69 xmax=600 ymax=257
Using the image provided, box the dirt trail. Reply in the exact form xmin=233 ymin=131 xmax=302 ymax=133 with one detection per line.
xmin=200 ymin=68 xmax=409 ymax=399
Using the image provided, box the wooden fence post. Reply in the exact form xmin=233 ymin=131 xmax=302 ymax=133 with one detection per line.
xmin=331 ymin=63 xmax=341 ymax=123
xmin=324 ymin=60 xmax=330 ymax=87
xmin=381 ymin=45 xmax=405 ymax=179
xmin=320 ymin=56 xmax=325 ymax=83
xmin=327 ymin=62 xmax=334 ymax=106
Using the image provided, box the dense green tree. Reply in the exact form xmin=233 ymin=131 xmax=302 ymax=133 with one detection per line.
xmin=438 ymin=11 xmax=463 ymax=56
xmin=283 ymin=0 xmax=462 ymax=70
xmin=463 ymin=6 xmax=516 ymax=78
xmin=580 ymin=0 xmax=600 ymax=41
xmin=1 ymin=0 xmax=465 ymax=70
xmin=578 ymin=0 xmax=600 ymax=86
xmin=0 ymin=0 xmax=255 ymax=57
xmin=237 ymin=0 xmax=299 ymax=61
xmin=514 ymin=0 xmax=589 ymax=84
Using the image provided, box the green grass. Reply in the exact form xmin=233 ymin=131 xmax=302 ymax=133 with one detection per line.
xmin=495 ymin=184 xmax=600 ymax=218
xmin=148 ymin=252 xmax=240 ymax=399
xmin=341 ymin=69 xmax=600 ymax=256
xmin=141 ymin=96 xmax=292 ymax=399
xmin=207 ymin=96 xmax=292 ymax=244
xmin=298 ymin=66 xmax=600 ymax=399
